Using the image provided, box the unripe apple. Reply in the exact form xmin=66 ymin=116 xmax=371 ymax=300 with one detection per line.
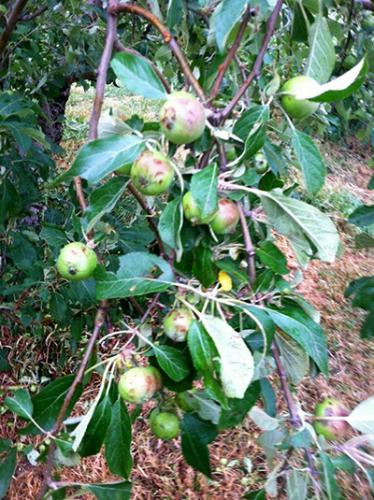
xmin=149 ymin=410 xmax=180 ymax=440
xmin=163 ymin=307 xmax=194 ymax=342
xmin=160 ymin=91 xmax=206 ymax=144
xmin=314 ymin=398 xmax=349 ymax=440
xmin=210 ymin=199 xmax=240 ymax=235
xmin=254 ymin=152 xmax=268 ymax=174
xmin=56 ymin=242 xmax=98 ymax=281
xmin=182 ymin=191 xmax=218 ymax=225
xmin=118 ymin=366 xmax=162 ymax=404
xmin=115 ymin=162 xmax=132 ymax=176
xmin=281 ymin=76 xmax=319 ymax=120
xmin=131 ymin=150 xmax=174 ymax=196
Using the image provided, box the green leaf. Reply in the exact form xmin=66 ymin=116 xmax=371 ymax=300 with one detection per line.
xmin=257 ymin=189 xmax=339 ymax=267
xmin=275 ymin=332 xmax=310 ymax=384
xmin=167 ymin=0 xmax=184 ymax=28
xmin=86 ymin=480 xmax=132 ymax=500
xmin=263 ymin=140 xmax=287 ymax=175
xmin=201 ymin=315 xmax=254 ymax=398
xmin=0 ymin=448 xmax=16 ymax=499
xmin=345 ymin=276 xmax=374 ymax=311
xmin=218 ymin=381 xmax=261 ymax=429
xmin=192 ymin=243 xmax=217 ymax=288
xmin=8 ymin=233 xmax=37 ymax=271
xmin=158 ymin=197 xmax=183 ymax=256
xmin=86 ymin=177 xmax=128 ymax=233
xmin=111 ymin=52 xmax=167 ymax=99
xmin=233 ymin=105 xmax=269 ymax=159
xmin=265 ymin=305 xmax=328 ymax=375
xmin=298 ymin=59 xmax=368 ymax=103
xmin=346 ymin=396 xmax=374 ymax=434
xmin=25 ymin=375 xmax=83 ymax=433
xmin=212 ymin=0 xmax=248 ymax=53
xmin=348 ymin=204 xmax=374 ymax=227
xmin=355 ymin=233 xmax=374 ymax=249
xmin=187 ymin=321 xmax=217 ymax=373
xmin=189 ymin=391 xmax=222 ymax=424
xmin=320 ymin=451 xmax=342 ymax=500
xmin=244 ymin=490 xmax=266 ymax=500
xmin=105 ymin=399 xmax=132 ymax=478
xmin=291 ymin=130 xmax=326 ymax=195
xmin=190 ymin=164 xmax=218 ymax=220
xmin=286 ymin=469 xmax=309 ymax=500
xmin=305 ymin=15 xmax=335 ymax=84
xmin=181 ymin=414 xmax=217 ymax=476
xmin=79 ymin=396 xmax=112 ymax=457
xmin=52 ymin=135 xmax=144 ymax=185
xmin=257 ymin=241 xmax=289 ymax=275
xmin=4 ymin=389 xmax=33 ymax=420
xmin=154 ymin=345 xmax=190 ymax=382
xmin=96 ymin=252 xmax=173 ymax=299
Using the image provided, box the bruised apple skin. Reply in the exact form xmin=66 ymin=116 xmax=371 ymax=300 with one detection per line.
xmin=160 ymin=91 xmax=206 ymax=144
xmin=281 ymin=76 xmax=319 ymax=120
xmin=118 ymin=366 xmax=162 ymax=404
xmin=210 ymin=199 xmax=240 ymax=235
xmin=163 ymin=307 xmax=194 ymax=342
xmin=314 ymin=398 xmax=349 ymax=440
xmin=182 ymin=191 xmax=217 ymax=225
xmin=56 ymin=242 xmax=98 ymax=281
xmin=131 ymin=150 xmax=174 ymax=196
xmin=149 ymin=410 xmax=181 ymax=440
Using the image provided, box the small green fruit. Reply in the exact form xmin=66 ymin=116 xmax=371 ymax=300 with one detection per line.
xmin=342 ymin=55 xmax=356 ymax=71
xmin=314 ymin=398 xmax=349 ymax=440
xmin=182 ymin=191 xmax=217 ymax=225
xmin=163 ymin=307 xmax=194 ymax=342
xmin=131 ymin=150 xmax=174 ymax=196
xmin=57 ymin=242 xmax=97 ymax=281
xmin=160 ymin=91 xmax=206 ymax=144
xmin=149 ymin=410 xmax=180 ymax=440
xmin=281 ymin=76 xmax=319 ymax=120
xmin=210 ymin=199 xmax=240 ymax=235
xmin=118 ymin=366 xmax=162 ymax=404
xmin=254 ymin=152 xmax=268 ymax=174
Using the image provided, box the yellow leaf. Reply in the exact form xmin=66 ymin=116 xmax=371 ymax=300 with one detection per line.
xmin=218 ymin=270 xmax=232 ymax=291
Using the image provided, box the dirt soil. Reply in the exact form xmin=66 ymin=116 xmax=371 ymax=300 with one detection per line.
xmin=2 ymin=137 xmax=374 ymax=499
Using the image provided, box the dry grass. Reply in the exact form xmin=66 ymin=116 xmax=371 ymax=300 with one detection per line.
xmin=2 ymin=90 xmax=374 ymax=499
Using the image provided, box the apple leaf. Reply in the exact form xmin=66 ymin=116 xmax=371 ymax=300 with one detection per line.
xmin=51 ymin=135 xmax=144 ymax=186
xmin=96 ymin=252 xmax=173 ymax=299
xmin=86 ymin=480 xmax=132 ymax=500
xmin=157 ymin=197 xmax=183 ymax=259
xmin=291 ymin=129 xmax=326 ymax=195
xmin=257 ymin=188 xmax=340 ymax=267
xmin=346 ymin=396 xmax=374 ymax=434
xmin=111 ymin=52 xmax=167 ymax=99
xmin=0 ymin=448 xmax=16 ymax=499
xmin=211 ymin=0 xmax=249 ymax=53
xmin=305 ymin=15 xmax=335 ymax=84
xmin=201 ymin=315 xmax=254 ymax=398
xmin=154 ymin=345 xmax=190 ymax=382
xmin=105 ymin=399 xmax=132 ymax=478
xmin=298 ymin=59 xmax=368 ymax=102
xmin=190 ymin=164 xmax=218 ymax=220
xmin=4 ymin=389 xmax=33 ymax=420
xmin=86 ymin=177 xmax=128 ymax=233
xmin=181 ymin=414 xmax=217 ymax=476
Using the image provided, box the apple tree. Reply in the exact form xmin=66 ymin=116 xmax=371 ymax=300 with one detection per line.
xmin=1 ymin=1 xmax=374 ymax=499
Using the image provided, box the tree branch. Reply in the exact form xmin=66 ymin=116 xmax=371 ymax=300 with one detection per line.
xmin=237 ymin=203 xmax=256 ymax=286
xmin=20 ymin=5 xmax=47 ymax=21
xmin=271 ymin=341 xmax=320 ymax=484
xmin=109 ymin=3 xmax=206 ymax=102
xmin=0 ymin=0 xmax=29 ymax=58
xmin=37 ymin=304 xmax=108 ymax=499
xmin=219 ymin=0 xmax=284 ymax=121
xmin=113 ymin=38 xmax=170 ymax=92
xmin=127 ymin=182 xmax=165 ymax=255
xmin=210 ymin=6 xmax=252 ymax=100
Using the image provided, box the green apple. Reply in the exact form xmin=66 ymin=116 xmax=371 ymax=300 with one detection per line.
xmin=149 ymin=410 xmax=180 ymax=440
xmin=160 ymin=91 xmax=206 ymax=144
xmin=118 ymin=366 xmax=162 ymax=404
xmin=210 ymin=198 xmax=240 ymax=234
xmin=281 ymin=75 xmax=319 ymax=120
xmin=175 ymin=391 xmax=199 ymax=412
xmin=314 ymin=398 xmax=349 ymax=440
xmin=254 ymin=152 xmax=268 ymax=174
xmin=115 ymin=162 xmax=132 ymax=175
xmin=56 ymin=242 xmax=97 ymax=281
xmin=131 ymin=150 xmax=174 ymax=196
xmin=163 ymin=307 xmax=194 ymax=342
